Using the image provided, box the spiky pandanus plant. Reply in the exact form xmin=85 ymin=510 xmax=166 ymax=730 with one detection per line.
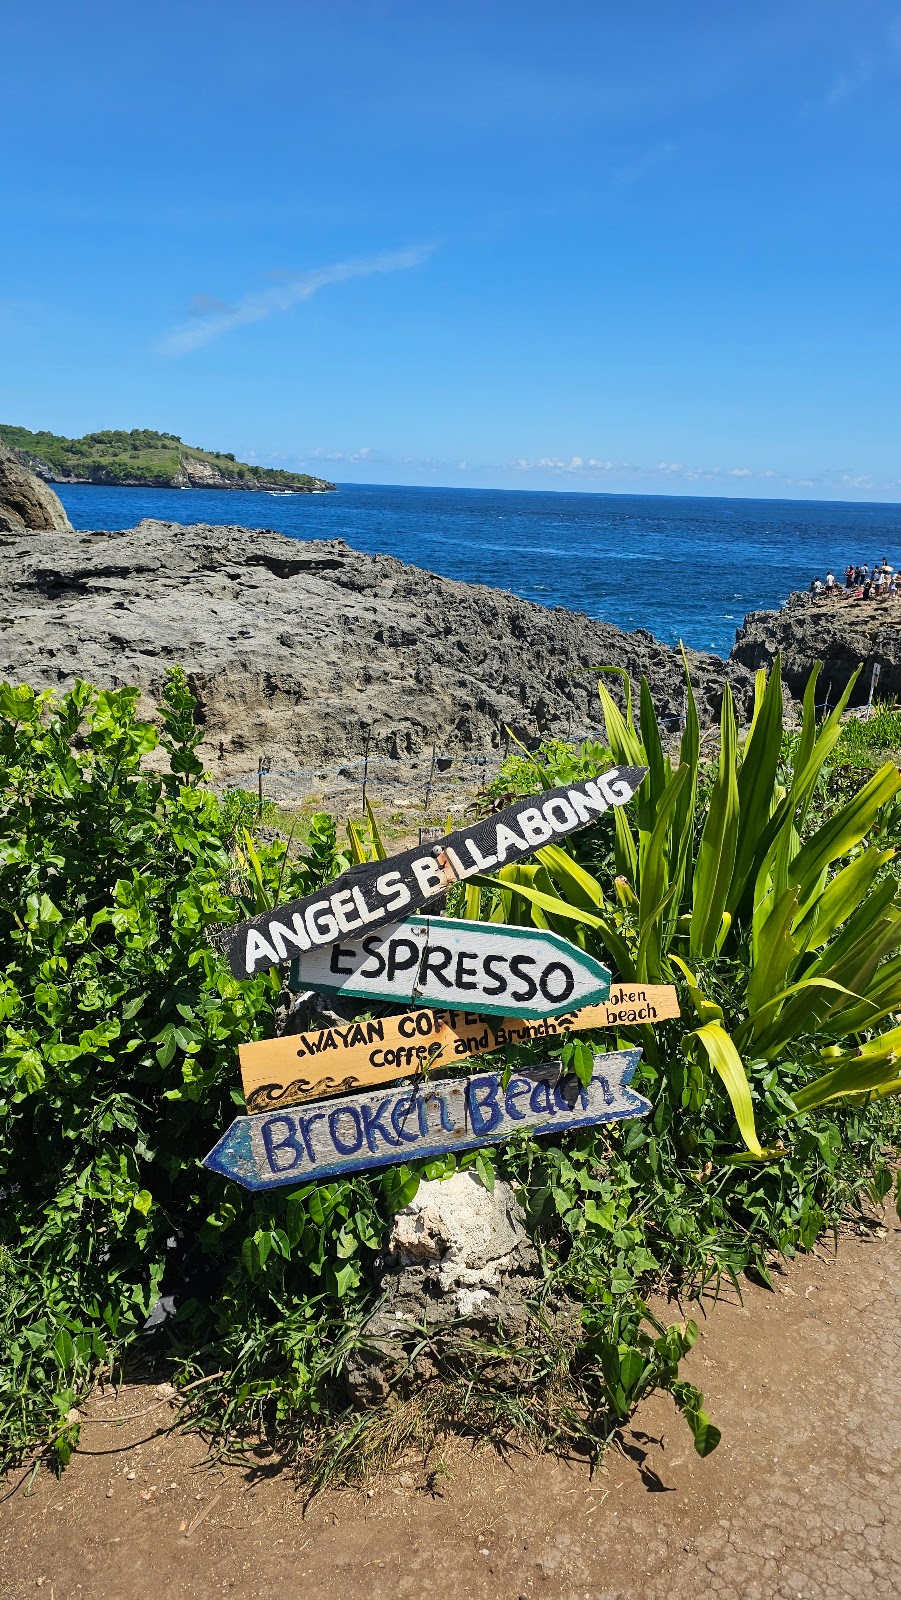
xmin=465 ymin=659 xmax=901 ymax=1158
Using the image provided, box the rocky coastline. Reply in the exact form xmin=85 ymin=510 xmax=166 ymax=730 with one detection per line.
xmin=0 ymin=517 xmax=756 ymax=781
xmin=3 ymin=440 xmax=898 ymax=789
xmin=732 ymin=589 xmax=901 ymax=703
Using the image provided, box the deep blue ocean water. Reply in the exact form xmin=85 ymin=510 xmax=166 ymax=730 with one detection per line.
xmin=55 ymin=483 xmax=901 ymax=659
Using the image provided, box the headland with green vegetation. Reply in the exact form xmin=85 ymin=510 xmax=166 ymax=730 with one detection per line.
xmin=0 ymin=425 xmax=336 ymax=492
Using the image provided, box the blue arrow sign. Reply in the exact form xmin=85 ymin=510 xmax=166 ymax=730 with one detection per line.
xmin=203 ymin=1052 xmax=650 ymax=1191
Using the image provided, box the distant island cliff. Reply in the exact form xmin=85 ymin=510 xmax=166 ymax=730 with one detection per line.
xmin=0 ymin=425 xmax=336 ymax=493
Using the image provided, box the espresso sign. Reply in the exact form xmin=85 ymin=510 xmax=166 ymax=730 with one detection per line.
xmin=290 ymin=916 xmax=610 ymax=1021
xmin=240 ymin=985 xmax=681 ymax=1112
xmin=204 ymin=1052 xmax=650 ymax=1191
xmin=223 ymin=766 xmax=646 ymax=980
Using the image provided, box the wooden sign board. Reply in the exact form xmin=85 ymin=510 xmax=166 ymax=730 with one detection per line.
xmin=240 ymin=984 xmax=680 ymax=1113
xmin=204 ymin=1051 xmax=651 ymax=1191
xmin=223 ymin=765 xmax=647 ymax=979
xmin=289 ymin=915 xmax=611 ymax=1019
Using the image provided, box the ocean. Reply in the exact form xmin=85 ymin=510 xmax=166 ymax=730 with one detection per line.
xmin=55 ymin=483 xmax=901 ymax=659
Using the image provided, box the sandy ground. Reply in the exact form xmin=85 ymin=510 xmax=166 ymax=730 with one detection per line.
xmin=1 ymin=1218 xmax=898 ymax=1600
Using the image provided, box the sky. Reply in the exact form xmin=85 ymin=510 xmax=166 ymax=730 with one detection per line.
xmin=2 ymin=0 xmax=901 ymax=500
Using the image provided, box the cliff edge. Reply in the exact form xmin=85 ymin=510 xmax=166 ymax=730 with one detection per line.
xmin=0 ymin=445 xmax=73 ymax=533
xmin=0 ymin=519 xmax=753 ymax=776
xmin=731 ymin=590 xmax=901 ymax=702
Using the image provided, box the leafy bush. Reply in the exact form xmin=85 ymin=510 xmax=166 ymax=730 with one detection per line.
xmin=0 ymin=673 xmax=407 ymax=1469
xmin=834 ymin=701 xmax=901 ymax=765
xmin=475 ymin=660 xmax=901 ymax=1143
xmin=1 ymin=666 xmax=897 ymax=1482
xmin=486 ymin=736 xmax=612 ymax=800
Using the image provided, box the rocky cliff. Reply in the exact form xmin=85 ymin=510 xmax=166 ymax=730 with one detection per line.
xmin=0 ymin=445 xmax=73 ymax=534
xmin=731 ymin=591 xmax=901 ymax=702
xmin=0 ymin=519 xmax=753 ymax=777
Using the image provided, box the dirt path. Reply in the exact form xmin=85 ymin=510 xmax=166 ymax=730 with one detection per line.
xmin=2 ymin=1220 xmax=899 ymax=1600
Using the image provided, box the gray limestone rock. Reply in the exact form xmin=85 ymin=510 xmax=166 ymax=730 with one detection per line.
xmin=730 ymin=590 xmax=901 ymax=703
xmin=0 ymin=445 xmax=72 ymax=533
xmin=344 ymin=1172 xmax=542 ymax=1405
xmin=0 ymin=517 xmax=754 ymax=777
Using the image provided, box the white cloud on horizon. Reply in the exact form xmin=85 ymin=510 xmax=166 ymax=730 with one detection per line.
xmin=160 ymin=247 xmax=432 ymax=356
xmin=309 ymin=446 xmax=375 ymax=463
xmin=283 ymin=446 xmax=898 ymax=499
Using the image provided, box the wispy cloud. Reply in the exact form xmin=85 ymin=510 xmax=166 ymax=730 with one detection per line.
xmin=160 ymin=247 xmax=432 ymax=356
xmin=514 ymin=455 xmax=622 ymax=474
xmin=309 ymin=446 xmax=375 ymax=463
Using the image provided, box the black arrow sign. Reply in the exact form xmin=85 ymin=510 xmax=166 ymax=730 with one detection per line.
xmin=223 ymin=765 xmax=647 ymax=980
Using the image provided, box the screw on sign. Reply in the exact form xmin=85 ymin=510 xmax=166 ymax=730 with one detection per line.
xmin=289 ymin=915 xmax=611 ymax=1019
xmin=222 ymin=766 xmax=647 ymax=980
xmin=204 ymin=1052 xmax=651 ymax=1191
xmin=239 ymin=984 xmax=682 ymax=1112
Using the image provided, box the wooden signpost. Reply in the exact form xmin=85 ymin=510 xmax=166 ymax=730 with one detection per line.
xmin=223 ymin=765 xmax=647 ymax=979
xmin=283 ymin=915 xmax=612 ymax=1018
xmin=204 ymin=1051 xmax=651 ymax=1191
xmin=202 ymin=762 xmax=665 ymax=1197
xmin=239 ymin=985 xmax=680 ymax=1112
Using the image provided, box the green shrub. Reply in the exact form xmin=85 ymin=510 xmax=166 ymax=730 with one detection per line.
xmin=0 ymin=672 xmax=404 ymax=1470
xmin=1 ymin=666 xmax=897 ymax=1481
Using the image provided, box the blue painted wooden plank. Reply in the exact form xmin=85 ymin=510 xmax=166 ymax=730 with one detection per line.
xmin=203 ymin=1051 xmax=650 ymax=1191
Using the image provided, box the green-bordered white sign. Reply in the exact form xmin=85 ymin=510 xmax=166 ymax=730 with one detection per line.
xmin=291 ymin=914 xmax=611 ymax=1019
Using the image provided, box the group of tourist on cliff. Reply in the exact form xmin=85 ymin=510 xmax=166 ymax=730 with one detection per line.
xmin=811 ymin=558 xmax=898 ymax=600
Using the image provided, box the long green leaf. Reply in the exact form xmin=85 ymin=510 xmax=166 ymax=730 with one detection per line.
xmin=239 ymin=828 xmax=272 ymax=912
xmin=827 ymin=952 xmax=901 ymax=1035
xmin=691 ymin=686 xmax=739 ymax=958
xmin=789 ymin=762 xmax=901 ymax=896
xmin=793 ymin=846 xmax=895 ymax=949
xmin=637 ymin=676 xmax=667 ymax=833
xmin=613 ymin=803 xmax=638 ymax=882
xmin=364 ymin=801 xmax=388 ymax=860
xmin=638 ymin=765 xmax=689 ymax=976
xmin=536 ymin=843 xmax=606 ymax=910
xmin=690 ymin=1023 xmax=779 ymax=1158
xmin=669 ymin=649 xmax=700 ymax=894
xmin=597 ymin=676 xmax=643 ymax=767
xmin=669 ymin=954 xmax=724 ymax=1024
xmin=729 ymin=659 xmax=783 ymax=912
xmin=744 ymin=884 xmax=801 ymax=1017
xmin=790 ymin=667 xmax=861 ymax=824
xmin=792 ymin=1025 xmax=901 ymax=1110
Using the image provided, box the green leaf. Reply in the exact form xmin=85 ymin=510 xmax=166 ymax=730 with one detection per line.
xmin=730 ymin=660 xmax=784 ymax=911
xmin=473 ymin=1149 xmax=496 ymax=1192
xmin=690 ymin=1023 xmax=782 ymax=1159
xmin=789 ymin=763 xmax=901 ymax=897
xmin=691 ymin=686 xmax=739 ymax=959
xmin=382 ymin=1164 xmax=420 ymax=1211
xmin=682 ymin=1403 xmax=721 ymax=1457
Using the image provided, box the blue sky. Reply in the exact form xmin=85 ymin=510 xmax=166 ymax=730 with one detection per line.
xmin=3 ymin=0 xmax=900 ymax=499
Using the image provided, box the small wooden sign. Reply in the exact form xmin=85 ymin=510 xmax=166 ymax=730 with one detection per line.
xmin=239 ymin=984 xmax=680 ymax=1112
xmin=285 ymin=915 xmax=611 ymax=1019
xmin=223 ymin=766 xmax=647 ymax=980
xmin=204 ymin=1051 xmax=651 ymax=1191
